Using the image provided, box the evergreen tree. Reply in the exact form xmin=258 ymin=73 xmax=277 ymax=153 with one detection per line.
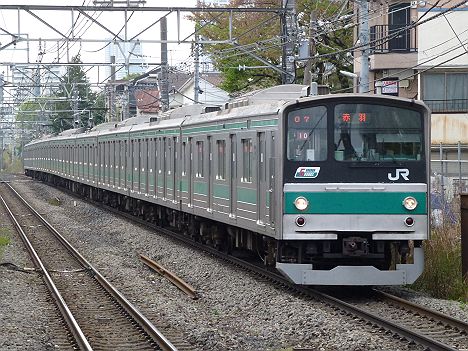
xmin=52 ymin=55 xmax=105 ymax=133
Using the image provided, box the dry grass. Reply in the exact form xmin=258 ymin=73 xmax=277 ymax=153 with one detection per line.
xmin=412 ymin=219 xmax=468 ymax=302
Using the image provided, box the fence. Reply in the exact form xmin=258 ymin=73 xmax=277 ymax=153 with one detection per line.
xmin=430 ymin=142 xmax=468 ymax=225
xmin=431 ymin=142 xmax=468 ymax=199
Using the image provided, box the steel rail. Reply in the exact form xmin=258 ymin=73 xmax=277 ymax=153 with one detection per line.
xmin=0 ymin=185 xmax=93 ymax=351
xmin=374 ymin=289 xmax=468 ymax=333
xmin=28 ymin=177 xmax=461 ymax=351
xmin=98 ymin=200 xmax=459 ymax=351
xmin=311 ymin=290 xmax=459 ymax=351
xmin=139 ymin=254 xmax=198 ymax=300
xmin=5 ymin=182 xmax=178 ymax=351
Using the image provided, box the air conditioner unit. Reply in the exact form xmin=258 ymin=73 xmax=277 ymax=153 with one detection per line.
xmin=411 ymin=0 xmax=418 ymax=8
xmin=400 ymin=79 xmax=410 ymax=88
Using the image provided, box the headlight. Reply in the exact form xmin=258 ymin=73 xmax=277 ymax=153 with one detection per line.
xmin=403 ymin=196 xmax=418 ymax=210
xmin=294 ymin=196 xmax=309 ymax=211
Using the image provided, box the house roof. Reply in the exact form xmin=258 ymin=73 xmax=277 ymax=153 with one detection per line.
xmin=201 ymin=73 xmax=223 ymax=87
xmin=168 ymin=70 xmax=224 ymax=92
xmin=177 ymin=72 xmax=225 ymax=93
xmin=135 ymin=89 xmax=160 ymax=113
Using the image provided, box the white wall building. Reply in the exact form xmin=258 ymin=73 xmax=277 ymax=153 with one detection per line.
xmin=169 ymin=73 xmax=229 ymax=108
xmin=417 ymin=3 xmax=468 ymax=145
xmin=105 ymin=41 xmax=146 ymax=80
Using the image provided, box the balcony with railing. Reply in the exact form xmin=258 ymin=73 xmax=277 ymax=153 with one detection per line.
xmin=424 ymin=99 xmax=468 ymax=113
xmin=370 ymin=24 xmax=417 ymax=53
xmin=368 ymin=24 xmax=418 ymax=70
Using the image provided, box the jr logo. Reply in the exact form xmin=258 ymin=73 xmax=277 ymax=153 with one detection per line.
xmin=388 ymin=168 xmax=410 ymax=181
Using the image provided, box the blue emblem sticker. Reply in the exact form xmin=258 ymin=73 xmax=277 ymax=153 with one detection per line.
xmin=294 ymin=167 xmax=320 ymax=178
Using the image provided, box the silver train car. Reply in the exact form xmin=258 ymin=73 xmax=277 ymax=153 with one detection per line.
xmin=23 ymin=84 xmax=430 ymax=285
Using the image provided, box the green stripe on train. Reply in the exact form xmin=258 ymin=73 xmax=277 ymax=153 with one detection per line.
xmin=284 ymin=192 xmax=427 ymax=215
xmin=192 ymin=181 xmax=257 ymax=205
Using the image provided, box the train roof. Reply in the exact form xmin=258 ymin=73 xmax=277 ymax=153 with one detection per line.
xmin=24 ymin=85 xmax=429 ymax=147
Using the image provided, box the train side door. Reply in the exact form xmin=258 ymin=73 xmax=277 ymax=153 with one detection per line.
xmin=137 ymin=139 xmax=142 ymax=193
xmin=149 ymin=138 xmax=154 ymax=196
xmin=130 ymin=140 xmax=133 ymax=190
xmin=165 ymin=137 xmax=173 ymax=201
xmin=268 ymin=132 xmax=276 ymax=228
xmin=145 ymin=138 xmax=150 ymax=195
xmin=104 ymin=141 xmax=108 ymax=185
xmin=142 ymin=138 xmax=147 ymax=194
xmin=207 ymin=136 xmax=213 ymax=212
xmin=258 ymin=132 xmax=267 ymax=226
xmin=229 ymin=134 xmax=237 ymax=217
xmin=123 ymin=140 xmax=127 ymax=189
xmin=113 ymin=140 xmax=117 ymax=187
xmin=188 ymin=137 xmax=193 ymax=208
xmin=111 ymin=140 xmax=115 ymax=186
xmin=163 ymin=137 xmax=167 ymax=200
xmin=173 ymin=136 xmax=178 ymax=204
xmin=154 ymin=138 xmax=159 ymax=198
xmin=100 ymin=141 xmax=104 ymax=184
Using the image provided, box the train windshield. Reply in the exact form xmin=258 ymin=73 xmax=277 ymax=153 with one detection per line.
xmin=287 ymin=105 xmax=327 ymax=161
xmin=334 ymin=103 xmax=423 ymax=162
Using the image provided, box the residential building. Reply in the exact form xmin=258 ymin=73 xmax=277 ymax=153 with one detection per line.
xmin=354 ymin=1 xmax=418 ymax=98
xmin=354 ymin=0 xmax=468 ymax=190
xmin=167 ymin=71 xmax=229 ymax=108
xmin=417 ymin=0 xmax=468 ymax=188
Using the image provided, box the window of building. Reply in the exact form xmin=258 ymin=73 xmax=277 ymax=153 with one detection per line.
xmin=216 ymin=140 xmax=226 ymax=180
xmin=241 ymin=138 xmax=252 ymax=183
xmin=423 ymin=73 xmax=468 ymax=112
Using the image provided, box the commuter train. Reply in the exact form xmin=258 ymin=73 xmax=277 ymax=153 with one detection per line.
xmin=23 ymin=84 xmax=430 ymax=285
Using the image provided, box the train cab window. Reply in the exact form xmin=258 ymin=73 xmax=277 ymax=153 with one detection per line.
xmin=216 ymin=140 xmax=226 ymax=180
xmin=196 ymin=141 xmax=204 ymax=178
xmin=287 ymin=105 xmax=327 ymax=161
xmin=334 ymin=103 xmax=423 ymax=162
xmin=241 ymin=138 xmax=253 ymax=183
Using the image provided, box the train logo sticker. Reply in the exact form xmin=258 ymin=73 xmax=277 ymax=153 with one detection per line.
xmin=388 ymin=168 xmax=410 ymax=181
xmin=294 ymin=167 xmax=320 ymax=179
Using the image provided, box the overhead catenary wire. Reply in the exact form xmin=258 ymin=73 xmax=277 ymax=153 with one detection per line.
xmin=296 ymin=0 xmax=464 ymax=63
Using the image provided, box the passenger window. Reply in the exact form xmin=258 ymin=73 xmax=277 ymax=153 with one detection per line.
xmin=196 ymin=141 xmax=204 ymax=178
xmin=181 ymin=142 xmax=186 ymax=176
xmin=241 ymin=138 xmax=252 ymax=183
xmin=216 ymin=140 xmax=226 ymax=180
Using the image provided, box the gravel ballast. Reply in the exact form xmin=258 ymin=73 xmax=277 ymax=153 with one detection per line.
xmin=2 ymin=176 xmax=467 ymax=350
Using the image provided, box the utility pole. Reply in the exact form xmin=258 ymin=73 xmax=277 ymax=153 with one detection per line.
xmin=358 ymin=0 xmax=369 ymax=93
xmin=281 ymin=0 xmax=297 ymax=84
xmin=72 ymin=83 xmax=79 ymax=128
xmin=160 ymin=17 xmax=169 ymax=112
xmin=194 ymin=32 xmax=200 ymax=104
xmin=303 ymin=12 xmax=317 ymax=85
xmin=122 ymin=85 xmax=129 ymax=121
xmin=109 ymin=55 xmax=116 ymax=122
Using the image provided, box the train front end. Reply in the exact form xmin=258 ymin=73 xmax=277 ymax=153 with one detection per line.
xmin=276 ymin=95 xmax=430 ymax=285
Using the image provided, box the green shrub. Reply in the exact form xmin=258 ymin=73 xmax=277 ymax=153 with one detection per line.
xmin=412 ymin=222 xmax=468 ymax=301
xmin=0 ymin=228 xmax=11 ymax=259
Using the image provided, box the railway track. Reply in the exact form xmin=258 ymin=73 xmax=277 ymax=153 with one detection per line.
xmin=0 ymin=181 xmax=181 ymax=351
xmin=18 ymin=176 xmax=468 ymax=351
xmin=357 ymin=289 xmax=468 ymax=350
xmin=88 ymin=190 xmax=467 ymax=351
